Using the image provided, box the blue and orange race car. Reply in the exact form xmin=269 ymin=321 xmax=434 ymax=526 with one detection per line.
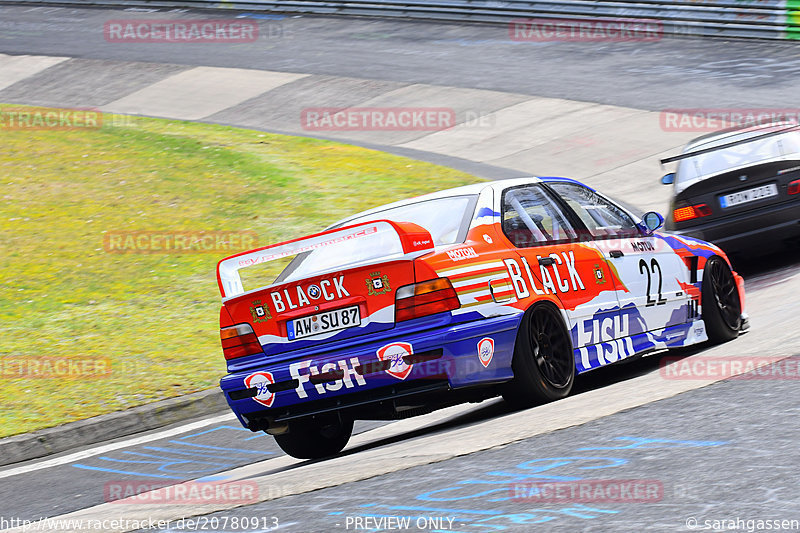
xmin=216 ymin=177 xmax=747 ymax=459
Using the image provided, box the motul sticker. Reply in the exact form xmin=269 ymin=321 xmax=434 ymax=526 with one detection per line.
xmin=244 ymin=371 xmax=275 ymax=407
xmin=446 ymin=247 xmax=479 ymax=262
xmin=477 ymin=337 xmax=495 ymax=368
xmin=376 ymin=342 xmax=414 ymax=380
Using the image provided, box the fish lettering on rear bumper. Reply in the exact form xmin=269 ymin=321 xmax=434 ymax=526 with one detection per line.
xmin=289 ymin=357 xmax=366 ymax=398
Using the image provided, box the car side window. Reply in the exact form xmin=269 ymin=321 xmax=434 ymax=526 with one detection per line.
xmin=502 ymin=185 xmax=578 ymax=248
xmin=548 ymin=182 xmax=639 ymax=239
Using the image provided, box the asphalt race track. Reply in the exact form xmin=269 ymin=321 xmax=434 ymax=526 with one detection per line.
xmin=168 ymin=375 xmax=800 ymax=533
xmin=3 ymin=5 xmax=800 ymax=110
xmin=1 ymin=5 xmax=799 ymax=533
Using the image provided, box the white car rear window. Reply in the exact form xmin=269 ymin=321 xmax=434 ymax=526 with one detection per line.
xmin=341 ymin=195 xmax=477 ymax=246
xmin=275 ymin=195 xmax=477 ymax=283
xmin=677 ymin=130 xmax=800 ymax=185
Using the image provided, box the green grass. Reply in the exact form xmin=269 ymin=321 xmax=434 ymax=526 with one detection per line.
xmin=0 ymin=107 xmax=481 ymax=438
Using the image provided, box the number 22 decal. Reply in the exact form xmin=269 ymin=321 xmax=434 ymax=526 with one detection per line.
xmin=639 ymin=258 xmax=667 ymax=306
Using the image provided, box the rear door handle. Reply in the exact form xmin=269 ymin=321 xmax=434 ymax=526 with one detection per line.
xmin=538 ymin=256 xmax=556 ymax=266
xmin=609 ymin=250 xmax=624 ymax=258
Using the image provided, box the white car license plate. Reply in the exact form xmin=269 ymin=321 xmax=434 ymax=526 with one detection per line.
xmin=287 ymin=306 xmax=360 ymax=340
xmin=720 ymin=184 xmax=778 ymax=208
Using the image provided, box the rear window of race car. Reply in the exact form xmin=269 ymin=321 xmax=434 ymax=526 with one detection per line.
xmin=677 ymin=129 xmax=800 ymax=184
xmin=274 ymin=194 xmax=478 ymax=283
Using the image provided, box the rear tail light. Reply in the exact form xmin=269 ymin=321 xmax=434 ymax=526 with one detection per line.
xmin=788 ymin=179 xmax=800 ymax=195
xmin=220 ymin=323 xmax=263 ymax=360
xmin=673 ymin=204 xmax=712 ymax=222
xmin=395 ymin=278 xmax=460 ymax=322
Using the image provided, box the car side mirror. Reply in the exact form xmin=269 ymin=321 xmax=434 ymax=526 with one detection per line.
xmin=641 ymin=211 xmax=665 ymax=234
xmin=661 ymin=173 xmax=676 ymax=185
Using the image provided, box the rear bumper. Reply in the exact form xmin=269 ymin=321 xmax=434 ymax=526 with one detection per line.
xmin=219 ymin=313 xmax=521 ymax=430
xmin=668 ymin=200 xmax=800 ymax=254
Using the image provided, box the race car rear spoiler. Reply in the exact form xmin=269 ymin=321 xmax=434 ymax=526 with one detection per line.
xmin=216 ymin=220 xmax=435 ymax=299
xmin=661 ymin=122 xmax=800 ymax=166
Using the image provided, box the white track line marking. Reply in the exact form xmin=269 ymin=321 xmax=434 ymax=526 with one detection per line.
xmin=0 ymin=413 xmax=235 ymax=480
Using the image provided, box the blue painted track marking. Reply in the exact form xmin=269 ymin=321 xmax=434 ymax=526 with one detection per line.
xmin=359 ymin=504 xmax=502 ymax=516
xmin=168 ymin=440 xmax=269 ymax=454
xmin=141 ymin=446 xmax=239 ymax=457
xmin=577 ymin=436 xmax=728 ymax=450
xmin=70 ymin=464 xmax=183 ymax=479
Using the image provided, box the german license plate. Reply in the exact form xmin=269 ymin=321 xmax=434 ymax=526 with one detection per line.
xmin=720 ymin=184 xmax=778 ymax=208
xmin=287 ymin=306 xmax=360 ymax=340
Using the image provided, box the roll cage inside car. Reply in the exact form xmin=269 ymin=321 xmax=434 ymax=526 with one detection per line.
xmin=501 ymin=181 xmax=645 ymax=249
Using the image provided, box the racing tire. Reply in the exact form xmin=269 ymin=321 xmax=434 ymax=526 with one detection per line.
xmin=502 ymin=303 xmax=575 ymax=408
xmin=273 ymin=413 xmax=353 ymax=460
xmin=702 ymin=256 xmax=741 ymax=344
